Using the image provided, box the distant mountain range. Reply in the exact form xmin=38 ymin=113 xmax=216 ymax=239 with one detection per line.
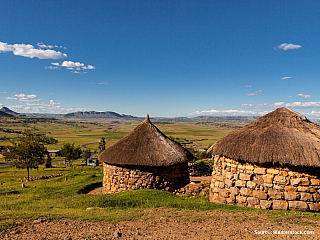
xmin=61 ymin=111 xmax=141 ymax=120
xmin=0 ymin=106 xmax=300 ymax=124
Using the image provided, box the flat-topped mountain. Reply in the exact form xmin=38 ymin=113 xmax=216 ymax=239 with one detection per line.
xmin=60 ymin=111 xmax=142 ymax=120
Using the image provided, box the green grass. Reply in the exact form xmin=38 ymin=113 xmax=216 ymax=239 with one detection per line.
xmin=1 ymin=162 xmax=320 ymax=232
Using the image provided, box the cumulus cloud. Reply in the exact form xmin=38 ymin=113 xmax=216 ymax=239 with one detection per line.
xmin=282 ymin=77 xmax=292 ymax=80
xmin=7 ymin=98 xmax=86 ymax=114
xmin=277 ymin=43 xmax=301 ymax=51
xmin=190 ymin=109 xmax=268 ymax=116
xmin=247 ymin=90 xmax=262 ymax=96
xmin=246 ymin=85 xmax=252 ymax=88
xmin=297 ymin=93 xmax=311 ymax=98
xmin=0 ymin=41 xmax=67 ymax=59
xmin=6 ymin=93 xmax=40 ymax=102
xmin=50 ymin=61 xmax=95 ymax=73
xmin=242 ymin=101 xmax=320 ymax=109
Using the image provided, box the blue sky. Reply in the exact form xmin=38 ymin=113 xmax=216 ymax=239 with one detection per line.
xmin=1 ymin=1 xmax=320 ymax=118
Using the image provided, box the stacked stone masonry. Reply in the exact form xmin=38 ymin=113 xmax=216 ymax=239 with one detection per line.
xmin=103 ymin=162 xmax=189 ymax=194
xmin=210 ymin=155 xmax=320 ymax=212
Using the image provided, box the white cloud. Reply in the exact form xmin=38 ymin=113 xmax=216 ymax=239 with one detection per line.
xmin=246 ymin=85 xmax=252 ymax=88
xmin=50 ymin=61 xmax=95 ymax=72
xmin=190 ymin=109 xmax=268 ymax=116
xmin=247 ymin=90 xmax=262 ymax=96
xmin=242 ymin=101 xmax=320 ymax=109
xmin=277 ymin=43 xmax=301 ymax=51
xmin=282 ymin=77 xmax=292 ymax=80
xmin=0 ymin=41 xmax=67 ymax=59
xmin=6 ymin=93 xmax=40 ymax=102
xmin=297 ymin=93 xmax=311 ymax=98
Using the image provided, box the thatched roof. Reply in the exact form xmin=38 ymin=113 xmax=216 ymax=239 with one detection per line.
xmin=98 ymin=115 xmax=193 ymax=166
xmin=208 ymin=107 xmax=320 ymax=167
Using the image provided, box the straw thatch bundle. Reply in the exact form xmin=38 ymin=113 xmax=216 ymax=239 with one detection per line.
xmin=98 ymin=115 xmax=193 ymax=166
xmin=208 ymin=107 xmax=320 ymax=167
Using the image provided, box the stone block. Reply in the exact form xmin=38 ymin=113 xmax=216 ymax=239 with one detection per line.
xmin=300 ymin=192 xmax=313 ymax=201
xmin=284 ymin=186 xmax=297 ymax=192
xmin=288 ymin=201 xmax=308 ymax=211
xmin=253 ymin=190 xmax=268 ymax=200
xmin=246 ymin=181 xmax=257 ymax=189
xmin=229 ymin=187 xmax=239 ymax=195
xmin=284 ymin=191 xmax=300 ymax=201
xmin=219 ymin=189 xmax=230 ymax=198
xmin=267 ymin=169 xmax=279 ymax=175
xmin=298 ymin=186 xmax=315 ymax=193
xmin=263 ymin=174 xmax=274 ymax=183
xmin=212 ymin=186 xmax=221 ymax=193
xmin=313 ymin=193 xmax=320 ymax=202
xmin=224 ymin=179 xmax=234 ymax=187
xmin=260 ymin=200 xmax=272 ymax=209
xmin=215 ymin=195 xmax=227 ymax=204
xmin=254 ymin=167 xmax=266 ymax=175
xmin=247 ymin=197 xmax=259 ymax=206
xmin=235 ymin=180 xmax=246 ymax=187
xmin=264 ymin=183 xmax=273 ymax=188
xmin=240 ymin=188 xmax=253 ymax=197
xmin=239 ymin=173 xmax=252 ymax=181
xmin=225 ymin=172 xmax=233 ymax=179
xmin=291 ymin=178 xmax=310 ymax=186
xmin=308 ymin=203 xmax=320 ymax=212
xmin=236 ymin=195 xmax=247 ymax=203
xmin=218 ymin=181 xmax=225 ymax=188
xmin=268 ymin=189 xmax=284 ymax=199
xmin=226 ymin=194 xmax=236 ymax=204
xmin=274 ymin=175 xmax=287 ymax=185
xmin=216 ymin=175 xmax=225 ymax=182
xmin=231 ymin=168 xmax=237 ymax=173
xmin=272 ymin=200 xmax=288 ymax=210
xmin=311 ymin=179 xmax=320 ymax=186
xmin=245 ymin=165 xmax=254 ymax=170
xmin=273 ymin=185 xmax=285 ymax=191
xmin=280 ymin=171 xmax=288 ymax=177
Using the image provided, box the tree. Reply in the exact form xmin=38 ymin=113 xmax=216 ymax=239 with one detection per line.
xmin=82 ymin=149 xmax=91 ymax=163
xmin=5 ymin=127 xmax=47 ymax=180
xmin=99 ymin=137 xmax=106 ymax=153
xmin=60 ymin=143 xmax=82 ymax=167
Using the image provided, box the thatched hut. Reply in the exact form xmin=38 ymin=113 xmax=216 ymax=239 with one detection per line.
xmin=98 ymin=115 xmax=193 ymax=194
xmin=208 ymin=107 xmax=320 ymax=211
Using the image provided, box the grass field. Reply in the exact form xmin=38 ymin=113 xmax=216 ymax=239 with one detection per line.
xmin=1 ymin=161 xmax=320 ymax=232
xmin=0 ymin=118 xmax=241 ymax=151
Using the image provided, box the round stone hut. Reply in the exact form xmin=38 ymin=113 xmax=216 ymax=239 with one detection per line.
xmin=98 ymin=115 xmax=193 ymax=194
xmin=208 ymin=107 xmax=320 ymax=212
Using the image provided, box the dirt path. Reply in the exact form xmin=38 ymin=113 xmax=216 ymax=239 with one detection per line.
xmin=2 ymin=209 xmax=319 ymax=239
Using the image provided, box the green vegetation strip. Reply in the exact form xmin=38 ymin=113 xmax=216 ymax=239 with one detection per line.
xmin=1 ymin=164 xmax=320 ymax=232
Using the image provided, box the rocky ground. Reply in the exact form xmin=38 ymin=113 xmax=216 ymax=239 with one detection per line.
xmin=2 ymin=209 xmax=319 ymax=240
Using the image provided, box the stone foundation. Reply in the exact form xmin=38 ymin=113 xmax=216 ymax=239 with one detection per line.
xmin=103 ymin=162 xmax=189 ymax=194
xmin=210 ymin=155 xmax=320 ymax=211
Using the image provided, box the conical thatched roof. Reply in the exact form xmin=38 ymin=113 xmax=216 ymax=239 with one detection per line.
xmin=208 ymin=107 xmax=320 ymax=167
xmin=98 ymin=115 xmax=193 ymax=166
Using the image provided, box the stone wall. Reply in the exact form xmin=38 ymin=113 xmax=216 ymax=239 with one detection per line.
xmin=210 ymin=155 xmax=320 ymax=212
xmin=103 ymin=162 xmax=189 ymax=194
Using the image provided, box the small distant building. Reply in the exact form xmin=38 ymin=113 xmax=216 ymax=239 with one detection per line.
xmin=208 ymin=107 xmax=320 ymax=212
xmin=98 ymin=115 xmax=193 ymax=194
xmin=198 ymin=147 xmax=208 ymax=152
xmin=87 ymin=158 xmax=99 ymax=166
xmin=47 ymin=150 xmax=62 ymax=158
